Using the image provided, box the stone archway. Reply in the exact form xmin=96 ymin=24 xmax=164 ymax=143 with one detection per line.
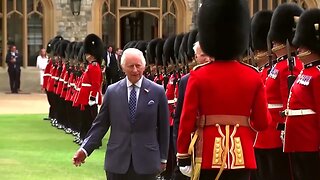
xmin=91 ymin=0 xmax=190 ymax=48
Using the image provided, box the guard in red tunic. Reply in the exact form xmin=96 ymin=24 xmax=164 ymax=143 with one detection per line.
xmin=176 ymin=1 xmax=270 ymax=179
xmin=283 ymin=8 xmax=320 ymax=179
xmin=251 ymin=10 xmax=274 ymax=84
xmin=254 ymin=3 xmax=304 ymax=180
xmin=74 ymin=34 xmax=104 ymax=143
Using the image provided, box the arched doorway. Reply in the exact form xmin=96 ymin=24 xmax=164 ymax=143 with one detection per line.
xmin=93 ymin=0 xmax=188 ymax=49
xmin=120 ymin=11 xmax=158 ymax=48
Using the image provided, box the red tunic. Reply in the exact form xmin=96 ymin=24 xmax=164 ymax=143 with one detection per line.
xmin=177 ymin=61 xmax=270 ymax=169
xmin=75 ymin=62 xmax=102 ymax=106
xmin=284 ymin=64 xmax=320 ymax=152
xmin=65 ymin=72 xmax=74 ymax=101
xmin=255 ymin=56 xmax=303 ymax=148
xmin=56 ymin=63 xmax=66 ymax=95
xmin=166 ymin=74 xmax=176 ymax=126
xmin=42 ymin=59 xmax=52 ymax=90
xmin=47 ymin=65 xmax=57 ymax=93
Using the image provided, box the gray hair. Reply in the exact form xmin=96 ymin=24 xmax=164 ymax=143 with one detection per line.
xmin=193 ymin=41 xmax=200 ymax=53
xmin=120 ymin=48 xmax=146 ymax=66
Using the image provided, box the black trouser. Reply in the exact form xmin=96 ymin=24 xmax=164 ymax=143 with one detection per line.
xmin=8 ymin=68 xmax=20 ymax=93
xmin=289 ymin=152 xmax=320 ymax=180
xmin=47 ymin=91 xmax=57 ymax=119
xmin=56 ymin=96 xmax=67 ymax=126
xmin=253 ymin=148 xmax=291 ymax=180
xmin=80 ymin=104 xmax=98 ymax=140
xmin=200 ymin=169 xmax=251 ymax=180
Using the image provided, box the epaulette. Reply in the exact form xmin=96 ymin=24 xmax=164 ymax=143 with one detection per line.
xmin=240 ymin=61 xmax=259 ymax=73
xmin=192 ymin=61 xmax=213 ymax=71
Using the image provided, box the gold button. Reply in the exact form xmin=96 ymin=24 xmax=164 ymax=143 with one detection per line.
xmin=215 ymin=159 xmax=219 ymax=163
xmin=216 ymin=139 xmax=220 ymax=143
xmin=215 ymin=154 xmax=219 ymax=158
xmin=237 ymin=149 xmax=241 ymax=153
xmin=237 ymin=154 xmax=242 ymax=158
xmin=239 ymin=159 xmax=242 ymax=163
xmin=236 ymin=139 xmax=240 ymax=143
xmin=236 ymin=144 xmax=240 ymax=148
xmin=216 ymin=144 xmax=220 ymax=148
xmin=216 ymin=149 xmax=220 ymax=153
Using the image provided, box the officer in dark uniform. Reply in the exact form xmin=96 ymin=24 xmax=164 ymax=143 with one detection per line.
xmin=284 ymin=8 xmax=320 ymax=179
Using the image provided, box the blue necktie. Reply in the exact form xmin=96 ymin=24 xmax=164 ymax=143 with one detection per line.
xmin=128 ymin=85 xmax=137 ymax=123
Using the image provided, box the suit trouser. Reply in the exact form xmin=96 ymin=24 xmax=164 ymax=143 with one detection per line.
xmin=200 ymin=169 xmax=251 ymax=180
xmin=289 ymin=152 xmax=320 ymax=180
xmin=253 ymin=148 xmax=291 ymax=180
xmin=106 ymin=160 xmax=157 ymax=180
xmin=8 ymin=68 xmax=20 ymax=92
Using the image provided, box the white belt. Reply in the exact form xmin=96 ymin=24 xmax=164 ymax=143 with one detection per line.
xmin=43 ymin=73 xmax=51 ymax=77
xmin=59 ymin=78 xmax=64 ymax=82
xmin=81 ymin=83 xmax=92 ymax=87
xmin=284 ymin=109 xmax=316 ymax=116
xmin=268 ymin=104 xmax=283 ymax=109
xmin=76 ymin=88 xmax=80 ymax=91
xmin=168 ymin=99 xmax=176 ymax=104
xmin=70 ymin=83 xmax=75 ymax=87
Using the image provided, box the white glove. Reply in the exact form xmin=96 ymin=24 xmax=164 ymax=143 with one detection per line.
xmin=179 ymin=166 xmax=192 ymax=177
xmin=280 ymin=130 xmax=285 ymax=143
xmin=88 ymin=100 xmax=96 ymax=106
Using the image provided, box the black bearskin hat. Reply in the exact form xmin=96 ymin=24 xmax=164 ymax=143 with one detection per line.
xmin=47 ymin=35 xmax=63 ymax=54
xmin=251 ymin=10 xmax=273 ymax=51
xmin=174 ymin=34 xmax=184 ymax=62
xmin=293 ymin=9 xmax=320 ymax=54
xmin=58 ymin=40 xmax=70 ymax=58
xmin=83 ymin=33 xmax=104 ymax=61
xmin=163 ymin=35 xmax=176 ymax=65
xmin=146 ymin=38 xmax=161 ymax=64
xmin=156 ymin=39 xmax=165 ymax=66
xmin=187 ymin=29 xmax=198 ymax=59
xmin=179 ymin=32 xmax=190 ymax=62
xmin=198 ymin=0 xmax=250 ymax=60
xmin=268 ymin=3 xmax=303 ymax=45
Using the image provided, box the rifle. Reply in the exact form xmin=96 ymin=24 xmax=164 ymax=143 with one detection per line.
xmin=286 ymin=39 xmax=296 ymax=91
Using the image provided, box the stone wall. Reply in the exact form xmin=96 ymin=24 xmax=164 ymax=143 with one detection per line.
xmin=54 ymin=0 xmax=93 ymax=41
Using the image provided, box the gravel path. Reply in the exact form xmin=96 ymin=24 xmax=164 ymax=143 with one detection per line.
xmin=0 ymin=92 xmax=49 ymax=114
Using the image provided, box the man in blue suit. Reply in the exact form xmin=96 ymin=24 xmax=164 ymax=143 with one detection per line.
xmin=73 ymin=48 xmax=170 ymax=180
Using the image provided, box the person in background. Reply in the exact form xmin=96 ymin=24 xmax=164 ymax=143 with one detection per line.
xmin=36 ymin=48 xmax=49 ymax=92
xmin=73 ymin=48 xmax=170 ymax=180
xmin=6 ymin=45 xmax=22 ymax=93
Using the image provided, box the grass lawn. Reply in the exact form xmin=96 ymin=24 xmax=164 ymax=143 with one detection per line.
xmin=0 ymin=114 xmax=109 ymax=180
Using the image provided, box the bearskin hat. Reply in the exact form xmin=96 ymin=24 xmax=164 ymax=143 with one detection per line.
xmin=156 ymin=39 xmax=165 ymax=66
xmin=163 ymin=35 xmax=176 ymax=65
xmin=187 ymin=29 xmax=198 ymax=59
xmin=58 ymin=40 xmax=70 ymax=58
xmin=83 ymin=33 xmax=104 ymax=61
xmin=293 ymin=9 xmax=320 ymax=54
xmin=251 ymin=10 xmax=273 ymax=51
xmin=174 ymin=34 xmax=184 ymax=62
xmin=268 ymin=3 xmax=303 ymax=45
xmin=135 ymin=41 xmax=148 ymax=58
xmin=47 ymin=35 xmax=63 ymax=54
xmin=198 ymin=0 xmax=250 ymax=60
xmin=74 ymin=41 xmax=83 ymax=60
xmin=179 ymin=32 xmax=190 ymax=62
xmin=146 ymin=38 xmax=161 ymax=64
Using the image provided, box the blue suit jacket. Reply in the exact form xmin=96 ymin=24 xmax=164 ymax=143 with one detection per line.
xmin=81 ymin=77 xmax=170 ymax=174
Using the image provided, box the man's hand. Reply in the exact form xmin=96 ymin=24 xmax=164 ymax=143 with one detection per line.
xmin=179 ymin=166 xmax=192 ymax=177
xmin=73 ymin=149 xmax=86 ymax=167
